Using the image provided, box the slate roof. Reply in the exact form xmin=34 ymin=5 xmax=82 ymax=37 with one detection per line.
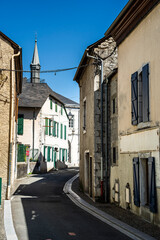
xmin=18 ymin=82 xmax=79 ymax=108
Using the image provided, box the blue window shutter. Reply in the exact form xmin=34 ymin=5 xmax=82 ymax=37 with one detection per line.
xmin=142 ymin=64 xmax=149 ymax=122
xmin=131 ymin=72 xmax=138 ymax=125
xmin=133 ymin=157 xmax=140 ymax=207
xmin=148 ymin=157 xmax=157 ymax=213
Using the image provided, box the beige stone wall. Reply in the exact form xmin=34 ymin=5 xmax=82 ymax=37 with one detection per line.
xmin=0 ymin=36 xmax=15 ymax=201
xmin=112 ymin=3 xmax=160 ymax=225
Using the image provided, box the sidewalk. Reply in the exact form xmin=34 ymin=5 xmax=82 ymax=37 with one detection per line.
xmin=0 ymin=203 xmax=7 ymax=240
xmin=70 ymin=175 xmax=160 ymax=240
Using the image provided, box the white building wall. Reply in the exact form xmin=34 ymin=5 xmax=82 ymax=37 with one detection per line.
xmin=66 ymin=105 xmax=80 ymax=167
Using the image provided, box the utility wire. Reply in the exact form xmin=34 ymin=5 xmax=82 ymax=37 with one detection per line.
xmin=0 ymin=64 xmax=89 ymax=73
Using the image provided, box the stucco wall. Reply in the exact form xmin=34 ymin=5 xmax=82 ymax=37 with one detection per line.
xmin=112 ymin=3 xmax=160 ymax=225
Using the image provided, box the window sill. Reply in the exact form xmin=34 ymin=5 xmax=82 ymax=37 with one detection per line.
xmin=137 ymin=122 xmax=151 ymax=130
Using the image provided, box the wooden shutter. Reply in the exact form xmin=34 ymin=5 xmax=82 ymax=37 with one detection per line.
xmin=47 ymin=147 xmax=51 ymax=162
xmin=57 ymin=123 xmax=59 ymax=137
xmin=61 ymin=124 xmax=63 ymax=139
xmin=50 ymin=99 xmax=52 ymax=109
xmin=66 ymin=149 xmax=67 ymax=162
xmin=64 ymin=125 xmax=66 ymax=140
xmin=49 ymin=119 xmax=52 ymax=136
xmin=53 ymin=121 xmax=56 ymax=137
xmin=44 ymin=146 xmax=46 ymax=160
xmin=131 ymin=72 xmax=138 ymax=125
xmin=18 ymin=114 xmax=24 ymax=135
xmin=45 ymin=118 xmax=48 ymax=135
xmin=133 ymin=157 xmax=140 ymax=207
xmin=59 ymin=148 xmax=61 ymax=160
xmin=142 ymin=64 xmax=149 ymax=122
xmin=148 ymin=157 xmax=157 ymax=213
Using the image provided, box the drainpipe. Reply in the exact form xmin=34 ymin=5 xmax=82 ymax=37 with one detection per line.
xmin=7 ymin=50 xmax=20 ymax=200
xmin=32 ymin=109 xmax=35 ymax=161
xmin=105 ymin=79 xmax=108 ymax=202
xmin=100 ymin=59 xmax=104 ymax=198
xmin=86 ymin=52 xmax=104 ymax=198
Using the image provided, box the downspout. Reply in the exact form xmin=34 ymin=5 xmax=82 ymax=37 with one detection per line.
xmin=32 ymin=109 xmax=35 ymax=161
xmin=7 ymin=50 xmax=20 ymax=200
xmin=100 ymin=59 xmax=104 ymax=198
xmin=105 ymin=79 xmax=108 ymax=202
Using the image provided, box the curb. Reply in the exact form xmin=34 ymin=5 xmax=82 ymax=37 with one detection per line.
xmin=63 ymin=173 xmax=156 ymax=240
xmin=4 ymin=200 xmax=18 ymax=240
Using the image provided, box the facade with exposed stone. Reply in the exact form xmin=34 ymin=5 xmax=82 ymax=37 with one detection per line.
xmin=0 ymin=31 xmax=22 ymax=201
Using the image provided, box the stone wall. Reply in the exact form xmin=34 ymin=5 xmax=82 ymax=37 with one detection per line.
xmin=0 ymin=36 xmax=14 ymax=201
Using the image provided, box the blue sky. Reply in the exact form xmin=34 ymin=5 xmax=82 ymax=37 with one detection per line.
xmin=1 ymin=0 xmax=128 ymax=103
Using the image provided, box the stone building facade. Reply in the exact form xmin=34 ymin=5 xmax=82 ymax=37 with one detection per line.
xmin=74 ymin=36 xmax=118 ymax=200
xmin=0 ymin=32 xmax=22 ymax=201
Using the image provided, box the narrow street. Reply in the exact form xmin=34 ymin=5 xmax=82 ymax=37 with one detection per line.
xmin=11 ymin=169 xmax=131 ymax=240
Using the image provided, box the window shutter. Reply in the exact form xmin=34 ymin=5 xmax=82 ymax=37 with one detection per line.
xmin=66 ymin=149 xmax=67 ymax=162
xmin=131 ymin=72 xmax=138 ymax=125
xmin=49 ymin=119 xmax=52 ymax=136
xmin=53 ymin=121 xmax=56 ymax=137
xmin=148 ymin=157 xmax=157 ymax=213
xmin=18 ymin=115 xmax=24 ymax=135
xmin=50 ymin=99 xmax=52 ymax=109
xmin=47 ymin=147 xmax=51 ymax=162
xmin=133 ymin=157 xmax=140 ymax=207
xmin=57 ymin=123 xmax=59 ymax=137
xmin=44 ymin=146 xmax=46 ymax=161
xmin=64 ymin=125 xmax=66 ymax=140
xmin=45 ymin=118 xmax=48 ymax=135
xmin=59 ymin=148 xmax=61 ymax=160
xmin=61 ymin=124 xmax=63 ymax=139
xmin=142 ymin=64 xmax=149 ymax=122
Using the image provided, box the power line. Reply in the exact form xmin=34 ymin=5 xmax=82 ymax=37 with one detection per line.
xmin=0 ymin=64 xmax=89 ymax=73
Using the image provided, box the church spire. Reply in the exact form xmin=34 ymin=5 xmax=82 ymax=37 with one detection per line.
xmin=30 ymin=38 xmax=41 ymax=83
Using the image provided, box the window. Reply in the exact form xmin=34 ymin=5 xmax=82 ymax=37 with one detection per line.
xmin=83 ymin=99 xmax=86 ymax=130
xmin=60 ymin=124 xmax=63 ymax=139
xmin=55 ymin=102 xmax=57 ymax=112
xmin=131 ymin=63 xmax=149 ymax=125
xmin=64 ymin=125 xmax=66 ymax=140
xmin=18 ymin=114 xmax=24 ymax=135
xmin=45 ymin=118 xmax=48 ymax=135
xmin=113 ymin=98 xmax=116 ymax=114
xmin=133 ymin=157 xmax=157 ymax=213
xmin=50 ymin=99 xmax=52 ymax=109
xmin=69 ymin=116 xmax=74 ymax=128
xmin=112 ymin=147 xmax=116 ymax=164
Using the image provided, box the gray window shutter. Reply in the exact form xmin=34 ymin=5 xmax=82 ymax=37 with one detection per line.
xmin=131 ymin=72 xmax=138 ymax=125
xmin=148 ymin=157 xmax=157 ymax=213
xmin=133 ymin=157 xmax=140 ymax=207
xmin=142 ymin=64 xmax=149 ymax=122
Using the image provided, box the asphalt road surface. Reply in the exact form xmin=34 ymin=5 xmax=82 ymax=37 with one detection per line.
xmin=11 ymin=169 xmax=131 ymax=240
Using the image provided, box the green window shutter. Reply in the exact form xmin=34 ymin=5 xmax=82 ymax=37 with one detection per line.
xmin=59 ymin=148 xmax=61 ymax=160
xmin=64 ymin=125 xmax=66 ymax=140
xmin=61 ymin=124 xmax=63 ymax=139
xmin=57 ymin=123 xmax=59 ymax=138
xmin=45 ymin=118 xmax=48 ymax=135
xmin=18 ymin=114 xmax=24 ymax=135
xmin=61 ymin=105 xmax=63 ymax=115
xmin=52 ymin=148 xmax=54 ymax=162
xmin=49 ymin=119 xmax=52 ymax=136
xmin=66 ymin=149 xmax=67 ymax=162
xmin=44 ymin=146 xmax=46 ymax=160
xmin=47 ymin=147 xmax=51 ymax=162
xmin=62 ymin=149 xmax=64 ymax=162
xmin=55 ymin=102 xmax=57 ymax=112
xmin=53 ymin=121 xmax=56 ymax=137
xmin=50 ymin=99 xmax=52 ymax=109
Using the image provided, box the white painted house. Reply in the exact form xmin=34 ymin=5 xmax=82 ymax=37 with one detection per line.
xmin=18 ymin=81 xmax=69 ymax=172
